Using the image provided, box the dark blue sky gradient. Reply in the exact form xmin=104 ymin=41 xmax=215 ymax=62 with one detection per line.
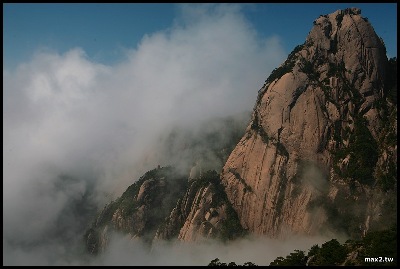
xmin=243 ymin=3 xmax=397 ymax=57
xmin=3 ymin=3 xmax=397 ymax=70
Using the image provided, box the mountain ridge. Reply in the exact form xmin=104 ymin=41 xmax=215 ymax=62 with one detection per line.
xmin=84 ymin=7 xmax=397 ymax=254
xmin=220 ymin=6 xmax=396 ymax=239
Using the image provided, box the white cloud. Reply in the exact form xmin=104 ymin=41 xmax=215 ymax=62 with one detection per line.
xmin=3 ymin=4 xmax=287 ymax=265
xmin=86 ymin=231 xmax=330 ymax=266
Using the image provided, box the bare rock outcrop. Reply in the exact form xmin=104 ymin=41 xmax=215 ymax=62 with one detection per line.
xmin=84 ymin=166 xmax=188 ymax=253
xmin=155 ymin=170 xmax=244 ymax=242
xmin=85 ymin=8 xmax=397 ymax=254
xmin=220 ymin=8 xmax=397 ymax=239
xmin=85 ymin=168 xmax=244 ymax=254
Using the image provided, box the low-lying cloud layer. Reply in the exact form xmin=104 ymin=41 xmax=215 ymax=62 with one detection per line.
xmin=4 ymin=231 xmax=332 ymax=266
xmin=91 ymin=233 xmax=333 ymax=266
xmin=3 ymin=4 xmax=291 ymax=265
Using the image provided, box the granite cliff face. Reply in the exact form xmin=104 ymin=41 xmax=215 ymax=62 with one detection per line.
xmin=85 ymin=8 xmax=397 ymax=253
xmin=155 ymin=170 xmax=244 ymax=242
xmin=85 ymin=166 xmax=188 ymax=253
xmin=220 ymin=7 xmax=397 ymax=239
xmin=84 ymin=115 xmax=247 ymax=253
xmin=85 ymin=167 xmax=244 ymax=253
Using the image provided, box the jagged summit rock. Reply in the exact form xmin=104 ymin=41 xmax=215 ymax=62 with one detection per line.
xmin=220 ymin=7 xmax=396 ymax=238
xmin=85 ymin=167 xmax=245 ymax=254
xmin=84 ymin=8 xmax=396 ymax=253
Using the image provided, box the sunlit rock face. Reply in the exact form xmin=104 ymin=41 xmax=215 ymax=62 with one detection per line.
xmin=220 ymin=8 xmax=397 ymax=239
xmin=154 ymin=170 xmax=241 ymax=243
xmin=84 ymin=167 xmax=188 ymax=253
xmin=85 ymin=8 xmax=397 ymax=254
xmin=85 ymin=168 xmax=245 ymax=254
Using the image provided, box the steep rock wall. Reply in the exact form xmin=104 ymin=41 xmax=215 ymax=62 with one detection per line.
xmin=220 ymin=8 xmax=396 ymax=239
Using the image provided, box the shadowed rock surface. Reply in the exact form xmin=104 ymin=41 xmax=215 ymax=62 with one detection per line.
xmin=220 ymin=7 xmax=396 ymax=239
xmin=85 ymin=8 xmax=397 ymax=254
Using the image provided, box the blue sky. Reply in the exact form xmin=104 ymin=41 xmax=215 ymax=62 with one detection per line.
xmin=3 ymin=3 xmax=397 ymax=70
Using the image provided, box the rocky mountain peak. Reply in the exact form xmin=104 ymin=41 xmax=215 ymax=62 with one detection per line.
xmin=221 ymin=7 xmax=396 ymax=239
xmin=84 ymin=8 xmax=396 ymax=254
xmin=306 ymin=7 xmax=386 ymax=96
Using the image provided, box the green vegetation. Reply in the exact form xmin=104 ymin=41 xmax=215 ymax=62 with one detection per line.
xmin=274 ymin=179 xmax=287 ymax=216
xmin=258 ymin=128 xmax=270 ymax=144
xmin=298 ymin=56 xmax=322 ymax=83
xmin=276 ymin=141 xmax=289 ymax=159
xmin=324 ymin=60 xmax=362 ymax=109
xmin=374 ymin=60 xmax=397 ymax=192
xmin=270 ymin=250 xmax=307 ymax=266
xmin=208 ymin=226 xmax=397 ymax=266
xmin=267 ymin=225 xmax=397 ymax=266
xmin=219 ymin=204 xmax=247 ymax=242
xmin=384 ymin=57 xmax=397 ymax=104
xmin=308 ymin=239 xmax=348 ymax=265
xmin=87 ymin=165 xmax=188 ymax=245
xmin=299 ymin=58 xmax=314 ymax=75
xmin=188 ymin=170 xmax=247 ymax=242
xmin=250 ymin=113 xmax=270 ymax=144
xmin=114 ymin=166 xmax=187 ymax=218
xmin=265 ymin=63 xmax=294 ymax=85
xmin=189 ymin=170 xmax=226 ymax=208
xmin=376 ymin=159 xmax=397 ymax=192
xmin=289 ymin=86 xmax=306 ymax=110
xmin=332 ymin=120 xmax=342 ymax=144
xmin=96 ymin=200 xmax=119 ymax=225
xmin=327 ymin=62 xmax=339 ymax=78
xmin=325 ymin=55 xmax=396 ymax=193
xmin=359 ymin=225 xmax=397 ymax=265
xmin=333 ymin=115 xmax=378 ymax=186
xmin=307 ymin=186 xmax=365 ymax=238
xmin=329 ymin=35 xmax=338 ymax=54
xmin=208 ymin=258 xmax=257 ymax=266
xmin=264 ymin=43 xmax=304 ymax=85
xmin=227 ymin=168 xmax=252 ymax=193
xmin=336 ymin=12 xmax=344 ymax=27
